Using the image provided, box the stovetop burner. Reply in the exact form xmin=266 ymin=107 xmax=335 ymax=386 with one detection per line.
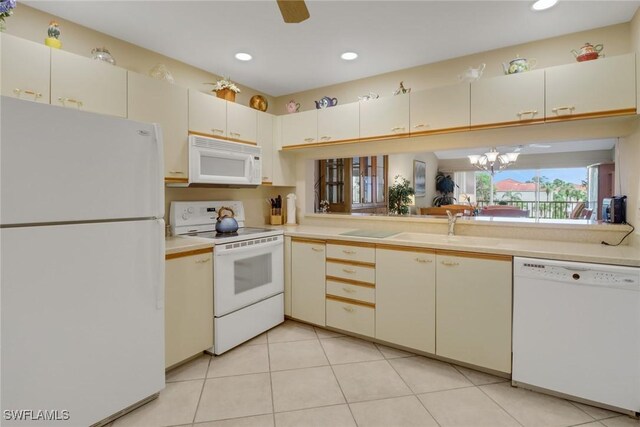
xmin=187 ymin=227 xmax=282 ymax=244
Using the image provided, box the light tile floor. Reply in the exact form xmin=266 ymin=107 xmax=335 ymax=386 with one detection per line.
xmin=112 ymin=320 xmax=639 ymax=427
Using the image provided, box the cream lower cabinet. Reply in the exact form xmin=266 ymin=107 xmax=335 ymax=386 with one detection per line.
xmin=375 ymin=247 xmax=436 ymax=353
xmin=227 ymin=101 xmax=257 ymax=144
xmin=291 ymin=238 xmax=326 ymax=326
xmin=1 ymin=33 xmax=50 ymax=104
xmin=128 ymin=72 xmax=188 ymax=182
xmin=284 ymin=236 xmax=293 ymax=316
xmin=410 ymin=84 xmax=470 ymax=133
xmin=359 ymin=94 xmax=410 ymax=139
xmin=471 ymin=69 xmax=544 ymax=127
xmin=188 ymin=90 xmax=227 ymax=138
xmin=165 ymin=249 xmax=213 ymax=368
xmin=281 ymin=110 xmax=318 ymax=147
xmin=51 ymin=49 xmax=127 ymax=117
xmin=436 ymin=252 xmax=513 ymax=373
xmin=317 ymin=103 xmax=359 ymax=142
xmin=546 ymin=53 xmax=636 ymax=120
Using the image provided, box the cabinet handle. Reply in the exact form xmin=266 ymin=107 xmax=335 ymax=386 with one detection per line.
xmin=58 ymin=97 xmax=83 ymax=108
xmin=413 ymin=124 xmax=427 ymax=129
xmin=195 ymin=257 xmax=211 ymax=264
xmin=342 ymin=249 xmax=356 ymax=255
xmin=415 ymin=258 xmax=432 ymax=263
xmin=440 ymin=260 xmax=460 ymax=267
xmin=211 ymin=128 xmax=224 ymax=134
xmin=342 ymin=306 xmax=355 ymax=313
xmin=342 ymin=268 xmax=356 ymax=274
xmin=391 ymin=126 xmax=405 ymax=132
xmin=551 ymin=106 xmax=575 ymax=114
xmin=311 ymin=247 xmax=324 ymax=252
xmin=320 ymin=136 xmax=332 ymax=141
xmin=230 ymin=132 xmax=241 ymax=137
xmin=14 ymin=88 xmax=43 ymax=99
xmin=342 ymin=287 xmax=356 ymax=294
xmin=168 ymin=170 xmax=185 ymax=175
xmin=304 ymin=137 xmax=315 ymax=142
xmin=517 ymin=110 xmax=538 ymax=118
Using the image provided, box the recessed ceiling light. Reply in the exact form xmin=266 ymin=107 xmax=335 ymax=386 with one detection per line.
xmin=235 ymin=52 xmax=252 ymax=61
xmin=531 ymin=0 xmax=558 ymax=11
xmin=340 ymin=52 xmax=358 ymax=61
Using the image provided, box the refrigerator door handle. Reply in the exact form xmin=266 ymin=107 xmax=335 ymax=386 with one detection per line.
xmin=156 ymin=218 xmax=165 ymax=309
xmin=153 ymin=123 xmax=165 ymax=217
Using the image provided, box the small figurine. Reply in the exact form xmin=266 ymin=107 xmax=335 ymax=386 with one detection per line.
xmin=358 ymin=91 xmax=379 ymax=102
xmin=393 ymin=81 xmax=411 ymax=95
xmin=45 ymin=20 xmax=62 ymax=49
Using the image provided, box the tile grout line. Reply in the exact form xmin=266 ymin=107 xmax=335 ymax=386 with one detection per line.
xmin=191 ymin=355 xmax=213 ymax=425
xmin=475 ymin=383 xmax=525 ymax=427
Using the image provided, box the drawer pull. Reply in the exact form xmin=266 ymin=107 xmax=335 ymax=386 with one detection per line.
xmin=14 ymin=88 xmax=43 ymax=99
xmin=342 ymin=287 xmax=356 ymax=294
xmin=195 ymin=258 xmax=211 ymax=264
xmin=168 ymin=170 xmax=185 ymax=175
xmin=440 ymin=260 xmax=460 ymax=267
xmin=391 ymin=126 xmax=405 ymax=132
xmin=304 ymin=137 xmax=315 ymax=142
xmin=551 ymin=106 xmax=575 ymax=114
xmin=311 ymin=247 xmax=324 ymax=252
xmin=342 ymin=249 xmax=356 ymax=255
xmin=342 ymin=268 xmax=356 ymax=274
xmin=342 ymin=306 xmax=355 ymax=313
xmin=230 ymin=132 xmax=241 ymax=137
xmin=517 ymin=110 xmax=538 ymax=118
xmin=413 ymin=124 xmax=427 ymax=129
xmin=58 ymin=97 xmax=83 ymax=108
xmin=211 ymin=128 xmax=224 ymax=134
xmin=415 ymin=258 xmax=432 ymax=263
xmin=320 ymin=136 xmax=332 ymax=141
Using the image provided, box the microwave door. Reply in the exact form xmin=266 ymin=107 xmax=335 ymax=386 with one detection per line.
xmin=192 ymin=149 xmax=252 ymax=184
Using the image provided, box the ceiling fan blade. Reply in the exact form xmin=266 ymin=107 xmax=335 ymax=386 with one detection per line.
xmin=277 ymin=0 xmax=310 ymax=23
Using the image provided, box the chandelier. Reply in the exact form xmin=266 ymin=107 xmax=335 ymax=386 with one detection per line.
xmin=468 ymin=147 xmax=519 ymax=176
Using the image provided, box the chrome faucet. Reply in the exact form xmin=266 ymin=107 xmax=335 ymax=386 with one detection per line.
xmin=446 ymin=210 xmax=458 ymax=236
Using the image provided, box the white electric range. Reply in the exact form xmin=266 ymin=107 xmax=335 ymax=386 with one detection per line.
xmin=170 ymin=201 xmax=284 ymax=354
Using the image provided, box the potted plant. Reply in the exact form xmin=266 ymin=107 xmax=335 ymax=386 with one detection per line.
xmin=388 ymin=175 xmax=415 ymax=215
xmin=205 ymin=77 xmax=241 ymax=102
xmin=432 ymin=172 xmax=457 ymax=206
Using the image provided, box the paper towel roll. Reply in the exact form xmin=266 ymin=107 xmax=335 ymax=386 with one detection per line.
xmin=286 ymin=193 xmax=297 ymax=225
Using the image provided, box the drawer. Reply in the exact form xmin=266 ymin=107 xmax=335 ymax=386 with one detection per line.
xmin=327 ymin=243 xmax=375 ymax=264
xmin=326 ymin=298 xmax=375 ymax=337
xmin=326 ymin=280 xmax=375 ymax=304
xmin=327 ymin=261 xmax=375 ymax=284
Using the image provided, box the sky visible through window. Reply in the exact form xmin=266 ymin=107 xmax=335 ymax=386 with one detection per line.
xmin=494 ymin=168 xmax=586 ymax=184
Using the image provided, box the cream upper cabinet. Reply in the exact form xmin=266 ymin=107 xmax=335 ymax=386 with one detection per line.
xmin=188 ymin=90 xmax=227 ymax=137
xmin=272 ymin=117 xmax=297 ymax=186
xmin=128 ymin=72 xmax=188 ymax=181
xmin=281 ymin=110 xmax=318 ymax=146
xmin=165 ymin=250 xmax=213 ymax=368
xmin=545 ymin=54 xmax=636 ymax=119
xmin=410 ymin=84 xmax=470 ymax=132
xmin=227 ymin=101 xmax=257 ymax=144
xmin=1 ymin=34 xmax=50 ymax=104
xmin=471 ymin=69 xmax=544 ymax=127
xmin=376 ymin=248 xmax=436 ymax=353
xmin=257 ymin=111 xmax=274 ymax=184
xmin=51 ymin=49 xmax=126 ymax=117
xmin=291 ymin=239 xmax=326 ymax=326
xmin=359 ymin=94 xmax=410 ymax=138
xmin=317 ymin=103 xmax=359 ymax=142
xmin=436 ymin=253 xmax=513 ymax=373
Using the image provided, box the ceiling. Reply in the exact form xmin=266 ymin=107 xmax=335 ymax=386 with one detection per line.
xmin=26 ymin=1 xmax=640 ymax=97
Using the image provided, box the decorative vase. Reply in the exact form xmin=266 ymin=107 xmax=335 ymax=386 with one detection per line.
xmin=216 ymin=88 xmax=236 ymax=102
xmin=45 ymin=37 xmax=62 ymax=49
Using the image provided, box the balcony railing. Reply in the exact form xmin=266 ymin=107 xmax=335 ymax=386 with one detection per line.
xmin=476 ymin=200 xmax=596 ymax=219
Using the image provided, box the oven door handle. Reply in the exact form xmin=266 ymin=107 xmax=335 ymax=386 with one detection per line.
xmin=215 ymin=239 xmax=283 ymax=256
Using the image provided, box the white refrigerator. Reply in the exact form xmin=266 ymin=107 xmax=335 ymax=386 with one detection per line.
xmin=1 ymin=97 xmax=165 ymax=426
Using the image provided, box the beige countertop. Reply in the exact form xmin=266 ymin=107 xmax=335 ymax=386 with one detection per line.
xmin=165 ymin=235 xmax=214 ymax=256
xmin=281 ymin=225 xmax=640 ymax=267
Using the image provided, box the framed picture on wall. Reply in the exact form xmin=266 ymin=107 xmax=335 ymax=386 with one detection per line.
xmin=414 ymin=160 xmax=426 ymax=197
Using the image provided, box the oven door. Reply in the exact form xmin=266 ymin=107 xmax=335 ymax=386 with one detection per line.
xmin=214 ymin=236 xmax=284 ymax=317
xmin=190 ymin=145 xmax=255 ymax=185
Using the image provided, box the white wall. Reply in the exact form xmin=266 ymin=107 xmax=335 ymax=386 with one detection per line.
xmin=388 ymin=152 xmax=438 ymax=212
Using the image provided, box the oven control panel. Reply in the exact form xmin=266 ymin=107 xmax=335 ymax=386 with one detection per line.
xmin=170 ymin=201 xmax=245 ymax=235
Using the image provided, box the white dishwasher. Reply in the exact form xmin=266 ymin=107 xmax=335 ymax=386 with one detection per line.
xmin=513 ymin=257 xmax=640 ymax=415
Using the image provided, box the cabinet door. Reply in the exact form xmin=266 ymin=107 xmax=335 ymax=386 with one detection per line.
xmin=471 ymin=70 xmax=544 ymax=127
xmin=546 ymin=54 xmax=636 ymax=120
xmin=227 ymin=101 xmax=257 ymax=144
xmin=281 ymin=110 xmax=318 ymax=146
xmin=257 ymin=112 xmax=274 ymax=184
xmin=436 ymin=253 xmax=512 ymax=373
xmin=165 ymin=250 xmax=213 ymax=368
xmin=272 ymin=117 xmax=297 ymax=186
xmin=411 ymin=84 xmax=470 ymax=133
xmin=1 ymin=34 xmax=50 ymax=104
xmin=128 ymin=72 xmax=188 ymax=181
xmin=291 ymin=240 xmax=326 ymax=326
xmin=359 ymin=94 xmax=410 ymax=139
xmin=376 ymin=248 xmax=436 ymax=353
xmin=317 ymin=103 xmax=359 ymax=142
xmin=51 ymin=49 xmax=126 ymax=117
xmin=284 ymin=236 xmax=292 ymax=316
xmin=188 ymin=90 xmax=227 ymax=137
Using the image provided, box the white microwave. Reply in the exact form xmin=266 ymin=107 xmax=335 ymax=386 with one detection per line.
xmin=188 ymin=135 xmax=262 ymax=186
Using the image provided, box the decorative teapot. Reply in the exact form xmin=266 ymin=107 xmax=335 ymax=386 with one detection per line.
xmin=458 ymin=63 xmax=486 ymax=82
xmin=215 ymin=206 xmax=239 ymax=234
xmin=571 ymin=42 xmax=603 ymax=62
xmin=502 ymin=56 xmax=537 ymax=74
xmin=286 ymin=100 xmax=300 ymax=114
xmin=315 ymin=96 xmax=338 ymax=109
